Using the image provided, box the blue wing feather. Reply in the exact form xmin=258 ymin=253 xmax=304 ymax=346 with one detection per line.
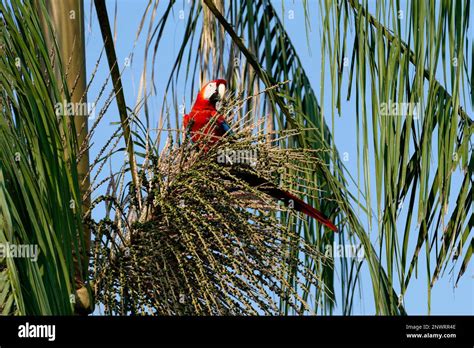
xmin=219 ymin=120 xmax=233 ymax=135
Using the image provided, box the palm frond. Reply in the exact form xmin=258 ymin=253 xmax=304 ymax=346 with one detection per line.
xmin=0 ymin=0 xmax=88 ymax=314
xmin=320 ymin=0 xmax=473 ymax=312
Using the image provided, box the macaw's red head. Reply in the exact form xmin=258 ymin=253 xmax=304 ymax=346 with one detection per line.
xmin=194 ymin=79 xmax=227 ymax=110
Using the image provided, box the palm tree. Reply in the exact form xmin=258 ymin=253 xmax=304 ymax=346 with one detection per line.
xmin=0 ymin=0 xmax=471 ymax=315
xmin=1 ymin=0 xmax=89 ymax=314
xmin=35 ymin=0 xmax=93 ymax=314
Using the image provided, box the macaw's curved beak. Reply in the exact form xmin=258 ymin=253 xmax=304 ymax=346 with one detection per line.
xmin=209 ymin=80 xmax=227 ymax=106
xmin=218 ymin=83 xmax=225 ymax=99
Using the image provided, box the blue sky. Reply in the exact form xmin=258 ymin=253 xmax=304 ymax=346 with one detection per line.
xmin=83 ymin=0 xmax=473 ymax=315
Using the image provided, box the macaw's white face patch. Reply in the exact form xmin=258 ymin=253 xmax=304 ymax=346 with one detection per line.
xmin=203 ymin=82 xmax=217 ymax=100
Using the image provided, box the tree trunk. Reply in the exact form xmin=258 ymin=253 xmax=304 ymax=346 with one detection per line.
xmin=35 ymin=0 xmax=92 ymax=314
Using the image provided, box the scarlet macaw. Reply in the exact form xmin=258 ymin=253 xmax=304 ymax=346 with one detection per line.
xmin=183 ymin=79 xmax=232 ymax=145
xmin=184 ymin=79 xmax=338 ymax=232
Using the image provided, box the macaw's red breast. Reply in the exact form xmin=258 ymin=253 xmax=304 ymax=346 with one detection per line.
xmin=184 ymin=108 xmax=227 ymax=144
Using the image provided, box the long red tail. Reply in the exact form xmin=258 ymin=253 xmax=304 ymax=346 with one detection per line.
xmin=232 ymin=171 xmax=338 ymax=232
xmin=262 ymin=187 xmax=338 ymax=232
